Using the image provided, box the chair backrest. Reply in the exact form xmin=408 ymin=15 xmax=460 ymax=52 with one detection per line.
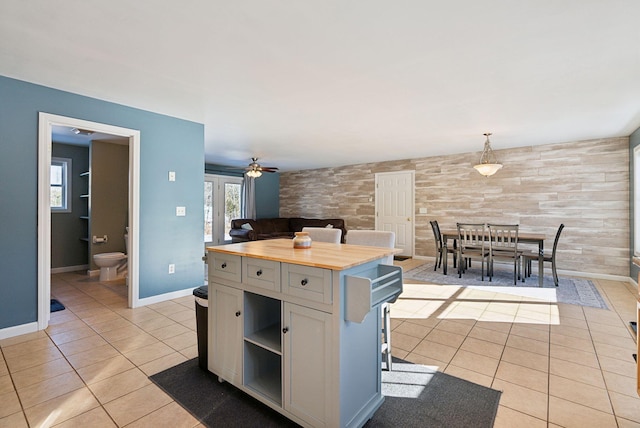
xmin=301 ymin=227 xmax=342 ymax=244
xmin=487 ymin=224 xmax=519 ymax=256
xmin=551 ymin=224 xmax=565 ymax=258
xmin=456 ymin=223 xmax=486 ymax=252
xmin=346 ymin=230 xmax=396 ymax=264
xmin=430 ymin=220 xmax=443 ymax=251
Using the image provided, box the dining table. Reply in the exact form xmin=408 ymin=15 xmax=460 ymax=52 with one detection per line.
xmin=440 ymin=229 xmax=547 ymax=287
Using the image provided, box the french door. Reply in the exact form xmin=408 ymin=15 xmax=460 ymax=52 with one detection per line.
xmin=204 ymin=174 xmax=243 ymax=247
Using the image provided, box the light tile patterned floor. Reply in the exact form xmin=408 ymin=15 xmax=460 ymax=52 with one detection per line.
xmin=392 ymin=259 xmax=640 ymax=428
xmin=0 ymin=263 xmax=638 ymax=427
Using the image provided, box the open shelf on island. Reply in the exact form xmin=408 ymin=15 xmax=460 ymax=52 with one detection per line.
xmin=244 ymin=341 xmax=282 ymax=406
xmin=245 ymin=324 xmax=282 ymax=355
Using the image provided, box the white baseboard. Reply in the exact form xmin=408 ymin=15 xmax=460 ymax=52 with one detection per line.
xmin=136 ymin=287 xmax=201 ymax=307
xmin=51 ymin=265 xmax=89 ymax=274
xmin=0 ymin=322 xmax=38 ymax=340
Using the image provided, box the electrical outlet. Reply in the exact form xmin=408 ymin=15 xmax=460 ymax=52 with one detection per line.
xmin=168 ymin=264 xmax=175 ymax=274
xmin=169 ymin=171 xmax=176 ymax=181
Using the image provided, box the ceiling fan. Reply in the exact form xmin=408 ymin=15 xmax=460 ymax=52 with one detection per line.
xmin=245 ymin=157 xmax=278 ymax=178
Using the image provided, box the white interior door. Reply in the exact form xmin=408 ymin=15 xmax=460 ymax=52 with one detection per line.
xmin=375 ymin=171 xmax=414 ymax=257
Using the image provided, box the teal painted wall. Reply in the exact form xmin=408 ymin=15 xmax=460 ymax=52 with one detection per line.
xmin=255 ymin=172 xmax=280 ymax=219
xmin=630 ymin=127 xmax=640 ymax=282
xmin=0 ymin=75 xmax=204 ymax=329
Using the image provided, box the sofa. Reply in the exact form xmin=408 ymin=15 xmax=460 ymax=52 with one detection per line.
xmin=229 ymin=218 xmax=347 ymax=243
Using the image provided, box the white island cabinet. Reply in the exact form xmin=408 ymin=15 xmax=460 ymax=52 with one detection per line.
xmin=206 ymin=239 xmax=402 ymax=428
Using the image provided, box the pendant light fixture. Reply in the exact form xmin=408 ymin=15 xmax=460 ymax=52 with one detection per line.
xmin=473 ymin=132 xmax=503 ymax=176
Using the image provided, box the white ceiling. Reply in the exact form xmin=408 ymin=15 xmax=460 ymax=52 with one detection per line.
xmin=2 ymin=1 xmax=639 ymax=171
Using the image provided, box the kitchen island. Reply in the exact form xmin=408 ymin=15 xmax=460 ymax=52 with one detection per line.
xmin=206 ymin=239 xmax=403 ymax=428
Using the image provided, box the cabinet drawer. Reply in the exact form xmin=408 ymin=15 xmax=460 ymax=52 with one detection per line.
xmin=243 ymin=258 xmax=280 ymax=292
xmin=282 ymin=264 xmax=332 ymax=304
xmin=209 ymin=253 xmax=242 ymax=283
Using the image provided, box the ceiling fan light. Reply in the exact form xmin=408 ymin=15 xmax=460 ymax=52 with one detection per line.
xmin=246 ymin=169 xmax=262 ymax=178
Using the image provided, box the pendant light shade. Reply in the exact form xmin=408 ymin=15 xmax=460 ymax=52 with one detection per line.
xmin=473 ymin=133 xmax=503 ymax=176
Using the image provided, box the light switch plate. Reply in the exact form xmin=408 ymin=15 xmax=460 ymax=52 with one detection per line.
xmin=176 ymin=206 xmax=186 ymax=216
xmin=169 ymin=171 xmax=176 ymax=181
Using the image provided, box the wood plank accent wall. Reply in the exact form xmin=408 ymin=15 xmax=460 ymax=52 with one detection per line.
xmin=280 ymin=137 xmax=630 ymax=276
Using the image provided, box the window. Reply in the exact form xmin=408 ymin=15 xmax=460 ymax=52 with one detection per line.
xmin=51 ymin=157 xmax=72 ymax=213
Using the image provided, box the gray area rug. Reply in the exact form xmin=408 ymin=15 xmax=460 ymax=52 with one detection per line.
xmin=366 ymin=360 xmax=501 ymax=427
xmin=150 ymin=358 xmax=501 ymax=428
xmin=404 ymin=263 xmax=608 ymax=309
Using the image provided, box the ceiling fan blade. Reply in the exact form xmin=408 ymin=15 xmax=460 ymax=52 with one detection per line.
xmin=260 ymin=167 xmax=279 ymax=171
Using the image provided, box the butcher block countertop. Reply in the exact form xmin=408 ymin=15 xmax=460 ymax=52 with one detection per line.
xmin=207 ymin=238 xmax=400 ymax=270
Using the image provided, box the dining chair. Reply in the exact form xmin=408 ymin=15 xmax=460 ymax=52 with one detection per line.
xmin=430 ymin=220 xmax=457 ymax=272
xmin=301 ymin=227 xmax=342 ymax=244
xmin=457 ymin=223 xmax=490 ymax=281
xmin=346 ymin=230 xmax=396 ymax=370
xmin=522 ymin=224 xmax=565 ymax=286
xmin=487 ymin=224 xmax=522 ymax=285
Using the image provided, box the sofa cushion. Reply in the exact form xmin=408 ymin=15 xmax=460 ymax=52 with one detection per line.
xmin=230 ymin=217 xmax=347 ymax=243
xmin=257 ymin=218 xmax=291 ymax=234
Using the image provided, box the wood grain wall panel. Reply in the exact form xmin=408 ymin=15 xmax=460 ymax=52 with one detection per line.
xmin=280 ymin=137 xmax=629 ymax=275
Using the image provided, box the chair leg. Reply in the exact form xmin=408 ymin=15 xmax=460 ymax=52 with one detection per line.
xmin=381 ymin=303 xmax=392 ymax=371
xmin=433 ymin=251 xmax=439 ymax=271
xmin=552 ymin=260 xmax=558 ymax=287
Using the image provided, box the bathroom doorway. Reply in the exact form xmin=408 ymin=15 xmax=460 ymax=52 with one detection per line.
xmin=38 ymin=113 xmax=141 ymax=330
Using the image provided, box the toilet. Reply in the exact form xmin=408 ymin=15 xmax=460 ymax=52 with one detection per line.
xmin=93 ymin=233 xmax=128 ymax=281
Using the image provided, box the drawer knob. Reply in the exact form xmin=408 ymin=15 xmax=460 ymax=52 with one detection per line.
xmin=301 ymin=279 xmax=308 ymax=286
xmin=235 ymin=311 xmax=241 ymax=317
xmin=282 ymin=327 xmax=289 ymax=334
xmin=221 ymin=262 xmax=227 ymax=269
xmin=256 ymin=269 xmax=263 ymax=276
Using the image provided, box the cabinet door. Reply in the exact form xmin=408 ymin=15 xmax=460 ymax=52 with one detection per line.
xmin=283 ymin=303 xmax=331 ymax=427
xmin=209 ymin=283 xmax=243 ymax=385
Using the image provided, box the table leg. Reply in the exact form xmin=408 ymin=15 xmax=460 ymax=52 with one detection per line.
xmin=443 ymin=240 xmax=448 ymax=275
xmin=538 ymin=240 xmax=544 ymax=287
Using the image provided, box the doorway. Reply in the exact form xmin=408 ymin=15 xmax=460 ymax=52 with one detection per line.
xmin=375 ymin=171 xmax=415 ymax=257
xmin=38 ymin=113 xmax=141 ymax=330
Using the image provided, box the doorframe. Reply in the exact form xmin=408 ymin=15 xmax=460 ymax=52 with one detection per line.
xmin=374 ymin=170 xmax=415 ymax=257
xmin=38 ymin=113 xmax=141 ymax=330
